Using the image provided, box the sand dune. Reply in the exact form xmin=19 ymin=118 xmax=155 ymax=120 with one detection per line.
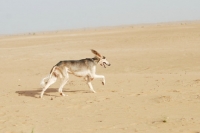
xmin=0 ymin=21 xmax=200 ymax=133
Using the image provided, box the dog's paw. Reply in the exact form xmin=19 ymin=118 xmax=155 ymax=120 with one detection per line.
xmin=60 ymin=93 xmax=66 ymax=96
xmin=90 ymin=89 xmax=96 ymax=93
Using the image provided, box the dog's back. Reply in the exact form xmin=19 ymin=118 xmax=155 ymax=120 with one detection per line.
xmin=54 ymin=58 xmax=97 ymax=72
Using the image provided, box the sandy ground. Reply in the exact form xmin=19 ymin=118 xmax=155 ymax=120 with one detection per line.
xmin=1 ymin=21 xmax=200 ymax=133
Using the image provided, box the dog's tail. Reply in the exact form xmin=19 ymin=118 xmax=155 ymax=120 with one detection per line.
xmin=40 ymin=66 xmax=63 ymax=87
xmin=40 ymin=66 xmax=57 ymax=87
xmin=40 ymin=75 xmax=50 ymax=87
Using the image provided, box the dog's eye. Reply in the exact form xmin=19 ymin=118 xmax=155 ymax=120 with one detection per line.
xmin=103 ymin=56 xmax=106 ymax=59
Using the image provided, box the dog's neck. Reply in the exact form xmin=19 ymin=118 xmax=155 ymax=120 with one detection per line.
xmin=92 ymin=56 xmax=101 ymax=64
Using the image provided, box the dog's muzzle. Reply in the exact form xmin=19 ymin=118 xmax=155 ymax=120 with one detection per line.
xmin=102 ymin=62 xmax=111 ymax=68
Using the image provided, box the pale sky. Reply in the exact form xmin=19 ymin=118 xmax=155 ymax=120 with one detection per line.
xmin=0 ymin=0 xmax=200 ymax=35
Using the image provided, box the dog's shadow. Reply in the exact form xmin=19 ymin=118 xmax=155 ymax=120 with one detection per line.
xmin=15 ymin=88 xmax=89 ymax=98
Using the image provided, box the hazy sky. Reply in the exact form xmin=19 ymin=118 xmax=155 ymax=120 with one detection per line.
xmin=0 ymin=0 xmax=200 ymax=35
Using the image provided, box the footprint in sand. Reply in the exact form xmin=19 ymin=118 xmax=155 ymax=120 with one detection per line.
xmin=153 ymin=96 xmax=171 ymax=103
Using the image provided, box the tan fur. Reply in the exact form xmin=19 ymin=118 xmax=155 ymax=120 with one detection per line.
xmin=91 ymin=49 xmax=102 ymax=58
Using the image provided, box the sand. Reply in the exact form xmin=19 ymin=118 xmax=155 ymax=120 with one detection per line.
xmin=0 ymin=21 xmax=200 ymax=133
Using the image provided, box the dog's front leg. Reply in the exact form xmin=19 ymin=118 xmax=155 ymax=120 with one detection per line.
xmin=93 ymin=74 xmax=105 ymax=85
xmin=87 ymin=82 xmax=96 ymax=93
xmin=86 ymin=76 xmax=96 ymax=93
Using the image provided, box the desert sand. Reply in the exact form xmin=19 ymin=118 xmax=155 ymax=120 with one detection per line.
xmin=0 ymin=21 xmax=200 ymax=133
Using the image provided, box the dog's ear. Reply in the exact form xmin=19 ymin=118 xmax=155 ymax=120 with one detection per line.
xmin=91 ymin=49 xmax=101 ymax=57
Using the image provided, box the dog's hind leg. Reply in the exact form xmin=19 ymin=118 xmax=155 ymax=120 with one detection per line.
xmin=86 ymin=76 xmax=96 ymax=93
xmin=40 ymin=75 xmax=57 ymax=98
xmin=58 ymin=73 xmax=69 ymax=96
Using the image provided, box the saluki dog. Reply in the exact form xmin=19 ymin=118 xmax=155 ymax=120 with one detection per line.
xmin=40 ymin=49 xmax=111 ymax=98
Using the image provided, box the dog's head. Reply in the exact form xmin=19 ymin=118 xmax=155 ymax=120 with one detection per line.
xmin=91 ymin=49 xmax=111 ymax=68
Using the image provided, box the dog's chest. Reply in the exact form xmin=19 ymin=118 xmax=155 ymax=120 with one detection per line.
xmin=73 ymin=70 xmax=90 ymax=77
